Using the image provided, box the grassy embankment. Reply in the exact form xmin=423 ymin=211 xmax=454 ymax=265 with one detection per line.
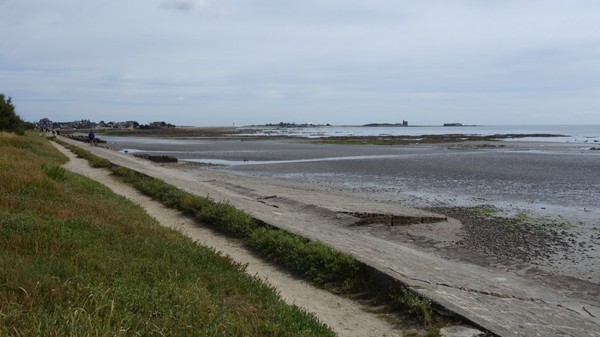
xmin=0 ymin=132 xmax=334 ymax=336
xmin=58 ymin=137 xmax=460 ymax=336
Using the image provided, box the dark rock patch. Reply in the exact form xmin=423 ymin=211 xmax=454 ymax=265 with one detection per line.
xmin=133 ymin=153 xmax=178 ymax=163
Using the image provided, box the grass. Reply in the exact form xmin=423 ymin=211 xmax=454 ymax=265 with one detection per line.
xmin=513 ymin=212 xmax=528 ymax=223
xmin=0 ymin=132 xmax=334 ymax=336
xmin=56 ymin=138 xmax=456 ymax=332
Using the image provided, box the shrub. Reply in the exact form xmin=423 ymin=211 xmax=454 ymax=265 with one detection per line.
xmin=0 ymin=93 xmax=25 ymax=134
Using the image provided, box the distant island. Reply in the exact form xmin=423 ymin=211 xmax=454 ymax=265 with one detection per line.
xmin=443 ymin=123 xmax=477 ymax=127
xmin=253 ymin=122 xmax=332 ymax=128
xmin=363 ymin=120 xmax=409 ymax=127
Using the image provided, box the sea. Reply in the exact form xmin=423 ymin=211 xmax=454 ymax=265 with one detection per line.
xmin=237 ymin=124 xmax=600 ymax=143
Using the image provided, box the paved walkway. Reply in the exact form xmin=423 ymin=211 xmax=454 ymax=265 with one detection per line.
xmin=64 ymin=138 xmax=600 ymax=337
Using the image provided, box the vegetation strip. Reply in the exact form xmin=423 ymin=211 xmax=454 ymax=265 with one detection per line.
xmin=57 ymin=137 xmax=464 ymax=334
xmin=1 ymin=132 xmax=333 ymax=336
xmin=313 ymin=133 xmax=564 ymax=146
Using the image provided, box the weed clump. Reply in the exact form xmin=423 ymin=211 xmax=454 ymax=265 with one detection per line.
xmin=42 ymin=164 xmax=67 ymax=181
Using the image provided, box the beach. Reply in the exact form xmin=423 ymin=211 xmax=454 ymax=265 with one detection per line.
xmin=62 ymin=131 xmax=600 ymax=336
xmin=101 ymin=133 xmax=600 ymax=285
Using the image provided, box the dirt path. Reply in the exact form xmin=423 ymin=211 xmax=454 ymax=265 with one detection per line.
xmin=52 ymin=143 xmax=403 ymax=336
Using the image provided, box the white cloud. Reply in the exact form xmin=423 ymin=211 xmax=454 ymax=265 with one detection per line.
xmin=3 ymin=0 xmax=600 ymax=125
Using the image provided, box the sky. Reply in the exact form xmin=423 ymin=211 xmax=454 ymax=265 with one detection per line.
xmin=1 ymin=0 xmax=600 ymax=126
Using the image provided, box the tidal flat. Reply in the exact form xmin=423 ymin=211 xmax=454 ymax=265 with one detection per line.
xmin=99 ymin=132 xmax=600 ymax=290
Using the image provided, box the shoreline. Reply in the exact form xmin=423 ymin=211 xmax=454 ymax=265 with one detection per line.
xmin=85 ymin=131 xmax=600 ymax=286
xmin=59 ymin=135 xmax=600 ymax=336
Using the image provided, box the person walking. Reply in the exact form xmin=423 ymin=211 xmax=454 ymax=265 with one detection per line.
xmin=88 ymin=130 xmax=96 ymax=146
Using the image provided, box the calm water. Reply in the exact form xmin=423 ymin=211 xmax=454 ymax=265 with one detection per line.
xmin=239 ymin=124 xmax=600 ymax=143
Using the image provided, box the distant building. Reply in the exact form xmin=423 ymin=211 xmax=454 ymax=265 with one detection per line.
xmin=38 ymin=118 xmax=52 ymax=130
xmin=116 ymin=121 xmax=137 ymax=129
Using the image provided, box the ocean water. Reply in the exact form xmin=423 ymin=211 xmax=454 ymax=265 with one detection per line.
xmin=238 ymin=124 xmax=600 ymax=143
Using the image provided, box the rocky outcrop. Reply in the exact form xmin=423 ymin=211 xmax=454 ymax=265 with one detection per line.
xmin=133 ymin=153 xmax=178 ymax=163
xmin=340 ymin=211 xmax=447 ymax=226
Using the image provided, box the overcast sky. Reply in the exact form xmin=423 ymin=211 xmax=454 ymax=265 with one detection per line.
xmin=2 ymin=0 xmax=600 ymax=126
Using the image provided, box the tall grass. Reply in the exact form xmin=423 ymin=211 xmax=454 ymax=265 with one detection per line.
xmin=55 ymin=138 xmax=446 ymax=330
xmin=1 ymin=133 xmax=333 ymax=336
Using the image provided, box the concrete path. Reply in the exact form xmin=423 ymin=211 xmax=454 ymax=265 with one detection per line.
xmin=63 ymin=138 xmax=600 ymax=337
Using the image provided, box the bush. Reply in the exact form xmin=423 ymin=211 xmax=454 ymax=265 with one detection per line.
xmin=0 ymin=93 xmax=25 ymax=134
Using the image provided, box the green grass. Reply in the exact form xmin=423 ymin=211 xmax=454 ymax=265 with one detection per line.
xmin=469 ymin=206 xmax=498 ymax=216
xmin=513 ymin=212 xmax=528 ymax=223
xmin=471 ymin=207 xmax=533 ymax=225
xmin=55 ymin=138 xmax=457 ymax=332
xmin=471 ymin=205 xmax=576 ymax=230
xmin=1 ymin=132 xmax=333 ymax=336
xmin=467 ymin=205 xmax=578 ymax=236
xmin=247 ymin=227 xmax=360 ymax=286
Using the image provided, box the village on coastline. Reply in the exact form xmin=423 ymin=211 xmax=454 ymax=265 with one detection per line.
xmin=37 ymin=117 xmax=469 ymax=132
xmin=36 ymin=117 xmax=176 ymax=131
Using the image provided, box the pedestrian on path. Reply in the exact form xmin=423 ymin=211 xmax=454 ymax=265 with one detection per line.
xmin=88 ymin=130 xmax=96 ymax=146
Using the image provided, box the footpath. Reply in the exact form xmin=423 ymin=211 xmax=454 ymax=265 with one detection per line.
xmin=64 ymin=138 xmax=600 ymax=337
